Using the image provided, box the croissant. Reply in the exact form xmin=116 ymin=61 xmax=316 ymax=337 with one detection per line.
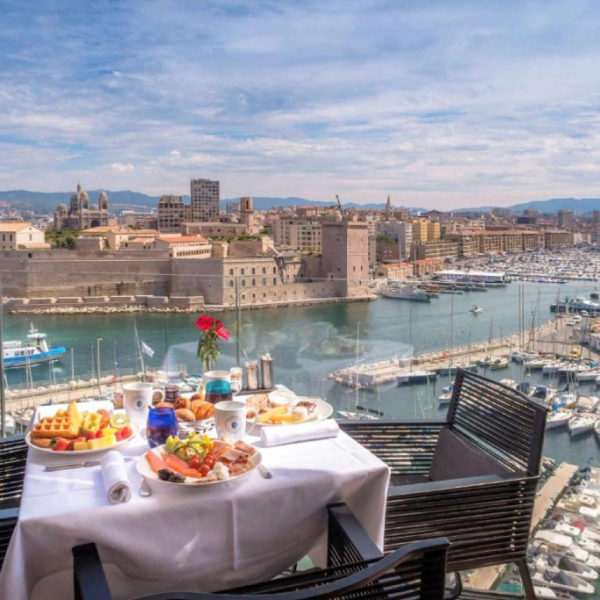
xmin=174 ymin=397 xmax=191 ymax=410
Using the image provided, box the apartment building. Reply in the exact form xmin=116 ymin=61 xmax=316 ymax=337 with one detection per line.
xmin=157 ymin=196 xmax=191 ymax=232
xmin=412 ymin=240 xmax=459 ymax=261
xmin=375 ymin=221 xmax=412 ymax=258
xmin=190 ymin=178 xmax=220 ymax=221
xmin=272 ymin=218 xmax=322 ymax=252
xmin=544 ymin=230 xmax=572 ymax=249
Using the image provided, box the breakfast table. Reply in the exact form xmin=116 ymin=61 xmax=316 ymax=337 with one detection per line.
xmin=0 ymin=401 xmax=390 ymax=600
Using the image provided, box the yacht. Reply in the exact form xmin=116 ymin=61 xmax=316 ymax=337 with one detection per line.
xmin=534 ymin=554 xmax=598 ymax=581
xmin=3 ymin=324 xmax=67 ymax=369
xmin=530 ymin=385 xmax=556 ymax=406
xmin=381 ymin=286 xmax=430 ymax=302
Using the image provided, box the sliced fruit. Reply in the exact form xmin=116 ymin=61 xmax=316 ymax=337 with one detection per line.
xmin=103 ymin=434 xmax=117 ymax=447
xmin=73 ymin=441 xmax=88 ymax=451
xmin=51 ymin=437 xmax=69 ymax=452
xmin=87 ymin=438 xmax=105 ymax=450
xmin=109 ymin=414 xmax=130 ymax=429
xmin=97 ymin=409 xmax=110 ymax=429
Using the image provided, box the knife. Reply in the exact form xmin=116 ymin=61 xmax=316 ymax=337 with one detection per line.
xmin=44 ymin=461 xmax=101 ymax=471
xmin=44 ymin=457 xmax=134 ymax=471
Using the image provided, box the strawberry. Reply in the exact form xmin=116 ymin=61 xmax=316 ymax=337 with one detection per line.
xmin=120 ymin=426 xmax=133 ymax=440
xmin=95 ymin=429 xmax=104 ymax=439
xmin=51 ymin=437 xmax=70 ymax=452
xmin=85 ymin=430 xmax=96 ymax=441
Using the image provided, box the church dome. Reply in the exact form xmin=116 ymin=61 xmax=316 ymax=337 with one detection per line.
xmin=56 ymin=203 xmax=68 ymax=214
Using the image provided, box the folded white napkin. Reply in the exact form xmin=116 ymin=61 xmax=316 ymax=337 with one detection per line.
xmin=101 ymin=451 xmax=131 ymax=504
xmin=260 ymin=419 xmax=339 ymax=447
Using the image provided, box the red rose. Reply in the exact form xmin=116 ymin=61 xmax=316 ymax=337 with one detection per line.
xmin=196 ymin=315 xmax=218 ymax=332
xmin=215 ymin=325 xmax=230 ymax=341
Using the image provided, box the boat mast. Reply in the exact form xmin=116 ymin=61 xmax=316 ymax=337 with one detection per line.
xmin=0 ymin=276 xmax=5 ymax=437
xmin=133 ymin=318 xmax=146 ymax=381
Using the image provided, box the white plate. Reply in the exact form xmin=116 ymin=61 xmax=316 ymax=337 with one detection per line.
xmin=252 ymin=398 xmax=334 ymax=427
xmin=26 ymin=424 xmax=137 ymax=456
xmin=136 ymin=443 xmax=262 ymax=487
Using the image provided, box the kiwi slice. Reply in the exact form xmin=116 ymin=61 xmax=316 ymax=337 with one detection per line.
xmin=109 ymin=414 xmax=130 ymax=429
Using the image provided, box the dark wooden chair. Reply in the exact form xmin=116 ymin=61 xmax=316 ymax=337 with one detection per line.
xmin=73 ymin=504 xmax=451 ymax=600
xmin=340 ymin=369 xmax=547 ymax=600
xmin=0 ymin=435 xmax=27 ymax=568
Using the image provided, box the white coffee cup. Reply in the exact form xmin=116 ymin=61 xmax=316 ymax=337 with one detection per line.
xmin=123 ymin=382 xmax=163 ymax=427
xmin=214 ymin=400 xmax=248 ymax=441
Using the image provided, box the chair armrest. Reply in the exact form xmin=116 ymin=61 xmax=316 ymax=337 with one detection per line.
xmin=388 ymin=472 xmax=537 ymax=497
xmin=73 ymin=543 xmax=112 ymax=600
xmin=327 ymin=503 xmax=382 ymax=566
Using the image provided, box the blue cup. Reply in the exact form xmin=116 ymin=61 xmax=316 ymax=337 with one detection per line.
xmin=146 ymin=406 xmax=178 ymax=448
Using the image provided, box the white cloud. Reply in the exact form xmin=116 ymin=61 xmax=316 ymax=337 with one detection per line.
xmin=110 ymin=163 xmax=135 ymax=173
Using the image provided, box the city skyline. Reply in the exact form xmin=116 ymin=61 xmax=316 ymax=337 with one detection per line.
xmin=2 ymin=1 xmax=600 ymax=208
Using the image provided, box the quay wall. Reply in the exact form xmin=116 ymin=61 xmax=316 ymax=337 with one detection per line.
xmin=0 ymin=249 xmax=173 ymax=298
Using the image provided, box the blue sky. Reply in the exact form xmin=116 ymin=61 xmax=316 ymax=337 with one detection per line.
xmin=1 ymin=0 xmax=600 ymax=208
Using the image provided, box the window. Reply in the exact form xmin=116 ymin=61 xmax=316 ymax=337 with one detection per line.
xmin=252 ymin=279 xmax=255 ymax=286
xmin=241 ymin=279 xmax=246 ymax=287
xmin=241 ymin=268 xmax=245 ymax=275
xmin=229 ymin=268 xmax=234 ymax=275
xmin=251 ymin=267 xmax=255 ymax=274
xmin=229 ymin=280 xmax=234 ymax=287
xmin=262 ymin=267 xmax=266 ymax=274
xmin=273 ymin=278 xmax=277 ymax=285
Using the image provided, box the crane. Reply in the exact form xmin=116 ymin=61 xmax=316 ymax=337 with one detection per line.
xmin=335 ymin=194 xmax=343 ymax=219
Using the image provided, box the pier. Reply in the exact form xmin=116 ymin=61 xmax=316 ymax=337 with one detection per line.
xmin=329 ymin=315 xmax=567 ymax=387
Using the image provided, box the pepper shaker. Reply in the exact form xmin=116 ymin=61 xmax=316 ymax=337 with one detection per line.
xmin=261 ymin=353 xmax=274 ymax=390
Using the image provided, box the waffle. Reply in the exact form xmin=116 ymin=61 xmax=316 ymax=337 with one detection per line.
xmin=31 ymin=402 xmax=82 ymax=439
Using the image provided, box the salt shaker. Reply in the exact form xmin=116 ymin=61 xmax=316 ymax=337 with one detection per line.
xmin=245 ymin=360 xmax=258 ymax=390
xmin=261 ymin=353 xmax=274 ymax=389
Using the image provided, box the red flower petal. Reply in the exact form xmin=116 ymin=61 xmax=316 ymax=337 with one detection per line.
xmin=195 ymin=315 xmax=216 ymax=332
xmin=216 ymin=325 xmax=230 ymax=341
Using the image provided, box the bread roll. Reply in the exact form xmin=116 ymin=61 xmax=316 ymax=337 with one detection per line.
xmin=174 ymin=397 xmax=191 ymax=410
xmin=175 ymin=408 xmax=195 ymax=422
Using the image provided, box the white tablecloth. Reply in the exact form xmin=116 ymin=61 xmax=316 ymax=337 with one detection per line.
xmin=0 ymin=404 xmax=389 ymax=600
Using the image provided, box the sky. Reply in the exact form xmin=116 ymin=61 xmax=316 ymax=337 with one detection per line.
xmin=1 ymin=1 xmax=600 ymax=209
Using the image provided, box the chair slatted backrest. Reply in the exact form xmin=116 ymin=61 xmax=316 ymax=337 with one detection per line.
xmin=337 ymin=422 xmax=444 ymax=477
xmin=447 ymin=369 xmax=547 ymax=475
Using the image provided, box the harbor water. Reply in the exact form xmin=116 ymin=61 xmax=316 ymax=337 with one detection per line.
xmin=4 ymin=281 xmax=600 ymax=467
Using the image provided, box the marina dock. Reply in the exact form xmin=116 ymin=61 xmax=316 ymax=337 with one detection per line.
xmin=329 ymin=315 xmax=567 ymax=387
xmin=467 ymin=462 xmax=579 ymax=591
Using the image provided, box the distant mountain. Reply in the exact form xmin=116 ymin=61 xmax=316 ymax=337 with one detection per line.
xmin=0 ymin=190 xmax=424 ymax=214
xmin=508 ymin=198 xmax=600 ymax=214
xmin=1 ymin=188 xmax=598 ymax=215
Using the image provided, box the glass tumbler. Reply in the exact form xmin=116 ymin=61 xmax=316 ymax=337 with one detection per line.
xmin=146 ymin=406 xmax=178 ymax=448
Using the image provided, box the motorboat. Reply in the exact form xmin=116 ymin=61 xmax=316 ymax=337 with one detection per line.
xmin=595 ymin=418 xmax=600 ymax=441
xmin=543 ymin=361 xmax=568 ymax=376
xmin=499 ymin=378 xmax=518 ymax=389
xmin=531 ymin=569 xmax=595 ymax=595
xmin=532 ymin=586 xmax=576 ymax=600
xmin=525 ymin=357 xmax=553 ymax=370
xmin=568 ymin=413 xmax=597 ymax=437
xmin=534 ymin=554 xmax=598 ymax=581
xmin=511 ymin=350 xmax=539 ymax=363
xmin=396 ymin=370 xmax=437 ymax=385
xmin=546 ymin=410 xmax=572 ymax=430
xmin=558 ymin=364 xmax=591 ymax=378
xmin=553 ymin=393 xmax=577 ymax=410
xmin=532 ymin=540 xmax=600 ymax=568
xmin=437 ymin=384 xmax=453 ymax=406
xmin=489 ymin=357 xmax=509 ymax=370
xmin=530 ymin=385 xmax=556 ymax=406
xmin=577 ymin=395 xmax=600 ymax=412
xmin=3 ymin=324 xmax=67 ymax=369
xmin=470 ymin=305 xmax=483 ymax=314
xmin=577 ymin=368 xmax=600 ymax=382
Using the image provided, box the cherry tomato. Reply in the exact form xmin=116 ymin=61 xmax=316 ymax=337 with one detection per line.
xmin=189 ymin=456 xmax=201 ymax=469
xmin=199 ymin=464 xmax=210 ymax=477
